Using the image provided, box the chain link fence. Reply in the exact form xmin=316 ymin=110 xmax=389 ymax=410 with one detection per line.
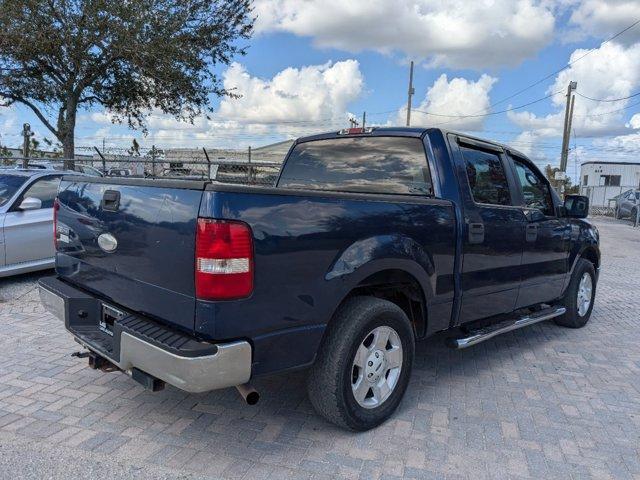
xmin=579 ymin=185 xmax=638 ymax=217
xmin=0 ymin=153 xmax=283 ymax=186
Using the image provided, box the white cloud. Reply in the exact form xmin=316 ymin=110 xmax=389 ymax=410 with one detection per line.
xmin=627 ymin=113 xmax=640 ymax=129
xmin=505 ymin=39 xmax=640 ymax=168
xmin=253 ymin=0 xmax=556 ymax=69
xmin=569 ymin=0 xmax=640 ymax=43
xmin=0 ymin=107 xmax=19 ymax=146
xmin=593 ymin=126 xmax=640 ymax=162
xmin=80 ymin=60 xmax=365 ymax=149
xmin=509 ymin=41 xmax=640 ymax=138
xmin=217 ymin=60 xmax=363 ymax=124
xmin=508 ymin=130 xmax=555 ymax=162
xmin=395 ymin=74 xmax=497 ymax=131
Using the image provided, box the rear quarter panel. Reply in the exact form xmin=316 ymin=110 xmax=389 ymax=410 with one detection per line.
xmin=198 ymin=187 xmax=456 ymax=375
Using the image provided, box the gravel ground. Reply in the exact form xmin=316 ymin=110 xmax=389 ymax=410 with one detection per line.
xmin=0 ymin=216 xmax=638 ymax=479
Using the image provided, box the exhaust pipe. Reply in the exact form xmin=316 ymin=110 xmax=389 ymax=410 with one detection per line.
xmin=235 ymin=383 xmax=259 ymax=405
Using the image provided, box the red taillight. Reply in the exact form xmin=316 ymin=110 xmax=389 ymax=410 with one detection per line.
xmin=53 ymin=198 xmax=59 ymax=249
xmin=195 ymin=219 xmax=254 ymax=300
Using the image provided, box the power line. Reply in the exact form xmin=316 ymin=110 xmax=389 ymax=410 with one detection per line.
xmin=575 ymin=98 xmax=640 ymax=117
xmin=575 ymin=91 xmax=640 ymax=103
xmin=483 ymin=18 xmax=640 ymax=110
xmin=412 ymin=90 xmax=563 ymax=119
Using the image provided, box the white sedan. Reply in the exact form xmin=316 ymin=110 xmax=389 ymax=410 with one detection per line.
xmin=0 ymin=169 xmax=69 ymax=277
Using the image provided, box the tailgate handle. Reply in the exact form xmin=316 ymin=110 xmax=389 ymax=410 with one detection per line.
xmin=101 ymin=190 xmax=120 ymax=212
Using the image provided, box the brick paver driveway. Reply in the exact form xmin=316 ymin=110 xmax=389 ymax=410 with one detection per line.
xmin=0 ymin=217 xmax=639 ymax=479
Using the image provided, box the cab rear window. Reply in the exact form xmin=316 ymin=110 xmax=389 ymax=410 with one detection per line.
xmin=278 ymin=136 xmax=432 ymax=195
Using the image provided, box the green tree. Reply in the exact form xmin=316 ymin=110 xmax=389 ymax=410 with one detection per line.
xmin=42 ymin=137 xmax=64 ymax=158
xmin=0 ymin=135 xmax=12 ymax=163
xmin=545 ymin=164 xmax=579 ymax=196
xmin=0 ymin=0 xmax=253 ymax=166
xmin=127 ymin=139 xmax=141 ymax=157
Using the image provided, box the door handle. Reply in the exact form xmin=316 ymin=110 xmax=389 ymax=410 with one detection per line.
xmin=101 ymin=190 xmax=120 ymax=212
xmin=468 ymin=222 xmax=484 ymax=244
xmin=526 ymin=224 xmax=538 ymax=242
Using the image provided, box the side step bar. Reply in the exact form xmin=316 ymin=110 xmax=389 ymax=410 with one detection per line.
xmin=447 ymin=306 xmax=566 ymax=349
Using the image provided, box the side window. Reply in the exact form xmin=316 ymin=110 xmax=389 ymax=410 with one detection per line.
xmin=460 ymin=146 xmax=511 ymax=206
xmin=512 ymin=158 xmax=554 ymax=216
xmin=600 ymin=175 xmax=621 ymax=187
xmin=19 ymin=176 xmax=61 ymax=209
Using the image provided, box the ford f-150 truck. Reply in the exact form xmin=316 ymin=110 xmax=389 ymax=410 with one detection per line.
xmin=39 ymin=127 xmax=599 ymax=430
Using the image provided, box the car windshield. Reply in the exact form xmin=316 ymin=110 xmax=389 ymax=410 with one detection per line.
xmin=0 ymin=175 xmax=28 ymax=207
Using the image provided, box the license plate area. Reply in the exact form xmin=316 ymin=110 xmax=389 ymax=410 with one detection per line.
xmin=100 ymin=304 xmax=125 ymax=337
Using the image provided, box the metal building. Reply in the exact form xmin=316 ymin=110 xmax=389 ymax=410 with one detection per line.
xmin=579 ymin=161 xmax=640 ymax=209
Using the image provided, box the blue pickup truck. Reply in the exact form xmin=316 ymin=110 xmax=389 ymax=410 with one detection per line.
xmin=39 ymin=127 xmax=599 ymax=430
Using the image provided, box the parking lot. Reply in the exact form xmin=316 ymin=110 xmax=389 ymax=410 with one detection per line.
xmin=0 ymin=216 xmax=638 ymax=479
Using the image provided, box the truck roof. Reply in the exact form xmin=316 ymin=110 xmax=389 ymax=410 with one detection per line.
xmin=296 ymin=127 xmax=530 ymax=160
xmin=297 ymin=127 xmax=427 ymax=143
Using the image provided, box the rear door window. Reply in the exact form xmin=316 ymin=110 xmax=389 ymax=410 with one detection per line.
xmin=278 ymin=136 xmax=432 ymax=195
xmin=460 ymin=146 xmax=511 ymax=206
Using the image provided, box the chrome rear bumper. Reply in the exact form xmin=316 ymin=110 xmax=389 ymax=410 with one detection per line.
xmin=39 ymin=278 xmax=252 ymax=393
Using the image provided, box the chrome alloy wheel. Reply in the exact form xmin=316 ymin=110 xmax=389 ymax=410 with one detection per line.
xmin=351 ymin=326 xmax=403 ymax=409
xmin=577 ymin=272 xmax=593 ymax=317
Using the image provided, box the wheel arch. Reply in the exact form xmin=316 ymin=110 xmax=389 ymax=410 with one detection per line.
xmin=328 ymin=265 xmax=430 ymax=340
xmin=580 ymin=245 xmax=600 ymax=270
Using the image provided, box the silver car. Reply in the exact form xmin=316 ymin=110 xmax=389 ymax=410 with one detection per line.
xmin=0 ymin=170 xmax=69 ymax=277
xmin=18 ymin=161 xmax=104 ymax=177
xmin=615 ymin=189 xmax=640 ymax=220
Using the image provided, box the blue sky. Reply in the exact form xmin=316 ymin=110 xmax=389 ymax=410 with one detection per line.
xmin=1 ymin=0 xmax=640 ymax=182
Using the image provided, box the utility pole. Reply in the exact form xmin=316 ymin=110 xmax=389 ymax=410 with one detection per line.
xmin=151 ymin=145 xmax=157 ymax=177
xmin=406 ymin=61 xmax=415 ymax=127
xmin=362 ymin=111 xmax=366 ymax=130
xmin=573 ymin=128 xmax=579 ymax=192
xmin=22 ymin=123 xmax=31 ymax=168
xmin=560 ymin=81 xmax=577 ymax=173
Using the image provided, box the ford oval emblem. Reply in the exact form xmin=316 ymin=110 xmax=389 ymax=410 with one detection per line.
xmin=97 ymin=233 xmax=118 ymax=253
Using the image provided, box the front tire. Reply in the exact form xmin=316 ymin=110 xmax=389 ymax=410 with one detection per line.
xmin=307 ymin=296 xmax=415 ymax=431
xmin=555 ymin=258 xmax=596 ymax=328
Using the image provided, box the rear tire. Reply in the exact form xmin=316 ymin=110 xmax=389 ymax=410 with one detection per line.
xmin=631 ymin=207 xmax=638 ymax=224
xmin=307 ymin=296 xmax=415 ymax=431
xmin=555 ymin=258 xmax=596 ymax=328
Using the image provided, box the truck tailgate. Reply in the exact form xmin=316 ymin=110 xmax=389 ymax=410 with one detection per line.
xmin=55 ymin=177 xmax=205 ymax=332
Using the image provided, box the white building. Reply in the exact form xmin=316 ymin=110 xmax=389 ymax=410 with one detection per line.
xmin=579 ymin=161 xmax=640 ymax=208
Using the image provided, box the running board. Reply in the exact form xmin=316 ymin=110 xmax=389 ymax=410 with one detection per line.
xmin=446 ymin=306 xmax=566 ymax=349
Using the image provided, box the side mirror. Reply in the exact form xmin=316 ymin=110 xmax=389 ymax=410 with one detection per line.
xmin=564 ymin=195 xmax=589 ymax=219
xmin=18 ymin=196 xmax=42 ymax=211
